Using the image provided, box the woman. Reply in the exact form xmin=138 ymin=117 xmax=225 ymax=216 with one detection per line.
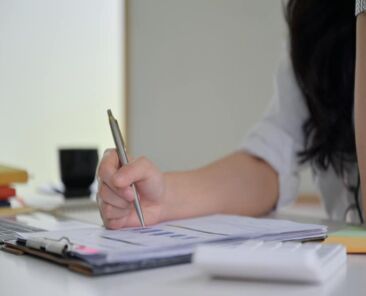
xmin=97 ymin=0 xmax=366 ymax=229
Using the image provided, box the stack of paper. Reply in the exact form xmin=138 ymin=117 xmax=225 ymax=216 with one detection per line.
xmin=18 ymin=215 xmax=327 ymax=267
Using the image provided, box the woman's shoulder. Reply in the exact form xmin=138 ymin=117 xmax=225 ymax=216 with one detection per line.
xmin=271 ymin=48 xmax=307 ymax=118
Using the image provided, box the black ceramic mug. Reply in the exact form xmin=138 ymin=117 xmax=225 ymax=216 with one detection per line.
xmin=59 ymin=148 xmax=99 ymax=198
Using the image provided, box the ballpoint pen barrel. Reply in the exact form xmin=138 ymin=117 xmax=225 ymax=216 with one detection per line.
xmin=132 ymin=185 xmax=145 ymax=227
xmin=109 ymin=119 xmax=128 ymax=164
xmin=107 ymin=109 xmax=145 ymax=227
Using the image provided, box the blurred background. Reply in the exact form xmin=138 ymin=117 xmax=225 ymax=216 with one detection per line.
xmin=0 ymin=0 xmax=318 ymax=208
xmin=0 ymin=0 xmax=124 ymax=193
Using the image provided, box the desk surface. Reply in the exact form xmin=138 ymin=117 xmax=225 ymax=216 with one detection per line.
xmin=1 ymin=250 xmax=365 ymax=296
xmin=1 ymin=210 xmax=366 ymax=296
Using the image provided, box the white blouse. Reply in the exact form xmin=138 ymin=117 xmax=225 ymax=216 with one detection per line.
xmin=241 ymin=52 xmax=363 ymax=223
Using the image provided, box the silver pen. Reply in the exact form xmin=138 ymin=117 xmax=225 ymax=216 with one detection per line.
xmin=107 ymin=109 xmax=145 ymax=227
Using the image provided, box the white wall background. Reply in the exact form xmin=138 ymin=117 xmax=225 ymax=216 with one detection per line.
xmin=127 ymin=0 xmax=316 ymax=194
xmin=0 ymin=0 xmax=316 ymax=197
xmin=0 ymin=0 xmax=124 ymax=192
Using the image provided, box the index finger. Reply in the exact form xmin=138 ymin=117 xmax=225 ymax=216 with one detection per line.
xmin=97 ymin=148 xmax=120 ymax=188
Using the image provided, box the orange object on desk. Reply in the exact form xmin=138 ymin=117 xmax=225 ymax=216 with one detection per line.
xmin=0 ymin=186 xmax=16 ymax=200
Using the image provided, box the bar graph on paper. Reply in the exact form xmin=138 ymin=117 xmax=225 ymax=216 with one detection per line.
xmin=99 ymin=223 xmax=229 ymax=250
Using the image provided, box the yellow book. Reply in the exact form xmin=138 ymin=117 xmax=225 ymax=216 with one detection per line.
xmin=0 ymin=165 xmax=28 ymax=185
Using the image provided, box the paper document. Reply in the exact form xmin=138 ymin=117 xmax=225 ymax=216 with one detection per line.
xmin=18 ymin=215 xmax=327 ymax=264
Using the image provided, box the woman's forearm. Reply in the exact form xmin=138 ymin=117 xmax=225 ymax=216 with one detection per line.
xmin=355 ymin=13 xmax=366 ymax=215
xmin=160 ymin=152 xmax=279 ymax=221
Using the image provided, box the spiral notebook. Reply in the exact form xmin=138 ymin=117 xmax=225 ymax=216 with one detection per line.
xmin=3 ymin=215 xmax=327 ymax=276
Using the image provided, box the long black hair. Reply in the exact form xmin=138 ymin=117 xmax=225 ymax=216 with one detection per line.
xmin=286 ymin=0 xmax=356 ymax=174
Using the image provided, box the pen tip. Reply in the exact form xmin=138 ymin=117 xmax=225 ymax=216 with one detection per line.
xmin=107 ymin=109 xmax=112 ymax=117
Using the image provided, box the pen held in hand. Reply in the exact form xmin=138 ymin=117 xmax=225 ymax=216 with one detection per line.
xmin=107 ymin=109 xmax=145 ymax=227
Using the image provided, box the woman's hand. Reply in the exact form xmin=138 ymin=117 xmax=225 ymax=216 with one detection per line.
xmin=97 ymin=149 xmax=166 ymax=229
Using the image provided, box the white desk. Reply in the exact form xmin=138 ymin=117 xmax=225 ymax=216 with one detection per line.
xmin=1 ymin=250 xmax=365 ymax=296
xmin=1 ymin=210 xmax=366 ymax=296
